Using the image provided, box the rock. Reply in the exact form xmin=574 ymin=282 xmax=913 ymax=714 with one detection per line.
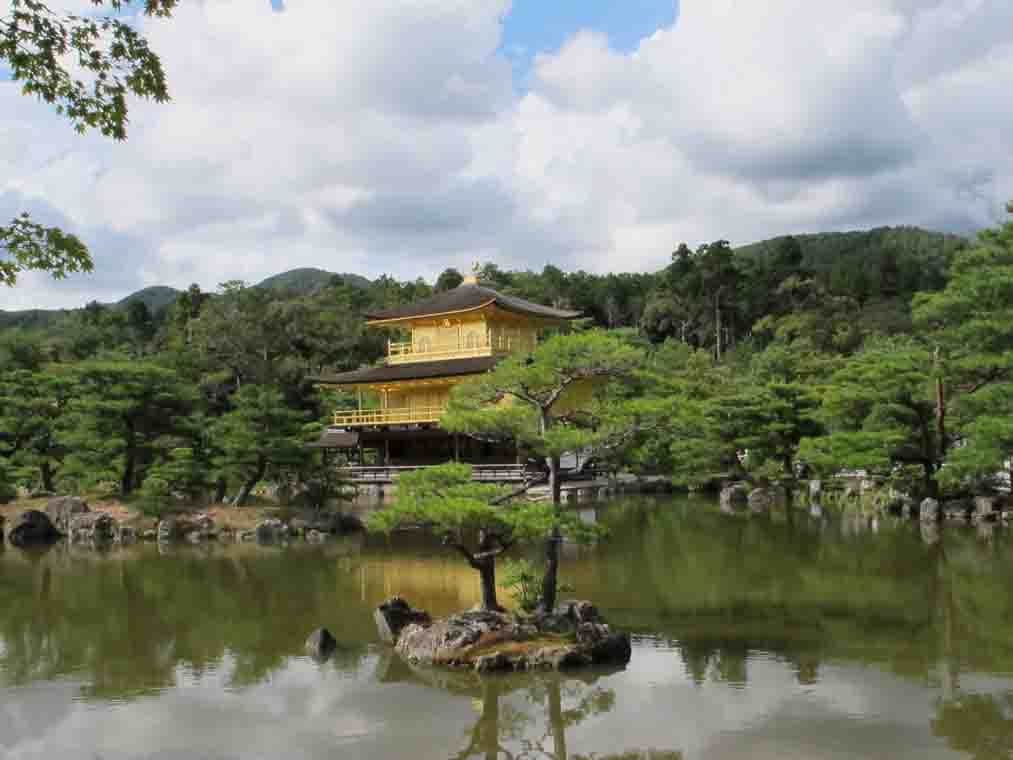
xmin=45 ymin=496 xmax=89 ymax=533
xmin=474 ymin=652 xmax=513 ymax=673
xmin=747 ymin=487 xmax=775 ymax=513
xmin=808 ymin=479 xmax=822 ymax=499
xmin=974 ymin=496 xmax=998 ymax=523
xmin=312 ymin=512 xmax=365 ymax=535
xmin=118 ymin=526 xmax=137 ymax=544
xmin=289 ymin=519 xmax=309 ymax=537
xmin=142 ymin=529 xmax=157 ymax=541
xmin=719 ymin=483 xmax=749 ymax=512
xmin=306 ymin=529 xmax=326 ymax=542
xmin=920 ymin=521 xmax=940 ymax=545
xmin=156 ymin=517 xmax=180 ymax=543
xmin=8 ymin=510 xmax=61 ymax=547
xmin=305 ymin=627 xmax=338 ymax=661
xmin=919 ymin=498 xmax=940 ymax=523
xmin=239 ymin=530 xmax=257 ymax=542
xmin=255 ymin=519 xmax=289 ymax=543
xmin=577 ymin=623 xmax=633 ymax=666
xmin=375 ymin=597 xmax=432 ymax=644
xmin=943 ymin=499 xmax=973 ymax=521
xmin=67 ymin=512 xmax=119 ymax=544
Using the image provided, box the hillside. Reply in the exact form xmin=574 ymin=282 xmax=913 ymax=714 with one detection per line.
xmin=115 ymin=286 xmax=181 ymax=312
xmin=255 ymin=268 xmax=370 ymax=295
xmin=736 ymin=226 xmax=969 ymax=298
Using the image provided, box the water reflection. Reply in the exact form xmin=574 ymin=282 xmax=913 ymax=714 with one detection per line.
xmin=3 ymin=496 xmax=1013 ymax=759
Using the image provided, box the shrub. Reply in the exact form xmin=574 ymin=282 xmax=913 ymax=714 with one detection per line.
xmin=137 ymin=477 xmax=171 ymax=518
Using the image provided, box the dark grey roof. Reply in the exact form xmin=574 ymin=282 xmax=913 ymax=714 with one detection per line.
xmin=310 ymin=355 xmax=501 ymax=386
xmin=364 ymin=283 xmax=580 ymax=322
xmin=308 ymin=429 xmax=360 ymax=448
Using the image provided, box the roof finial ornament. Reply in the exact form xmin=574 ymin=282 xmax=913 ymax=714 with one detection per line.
xmin=463 ymin=260 xmax=481 ymax=286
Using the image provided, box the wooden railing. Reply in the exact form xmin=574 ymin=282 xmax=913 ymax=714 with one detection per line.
xmin=332 ymin=405 xmax=446 ymax=427
xmin=343 ymin=464 xmax=532 ymax=483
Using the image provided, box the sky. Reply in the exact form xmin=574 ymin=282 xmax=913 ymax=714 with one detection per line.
xmin=3 ymin=0 xmax=1013 ymax=310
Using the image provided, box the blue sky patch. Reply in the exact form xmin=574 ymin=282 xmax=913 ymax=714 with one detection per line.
xmin=500 ymin=0 xmax=678 ymax=84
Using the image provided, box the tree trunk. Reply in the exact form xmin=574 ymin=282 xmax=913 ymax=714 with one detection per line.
xmin=214 ymin=478 xmax=227 ymax=504
xmin=936 ymin=375 xmax=947 ymax=458
xmin=714 ymin=292 xmax=722 ymax=362
xmin=539 ymin=454 xmax=563 ymax=612
xmin=475 ymin=556 xmax=500 ymax=611
xmin=40 ymin=461 xmax=54 ymax=493
xmin=121 ymin=448 xmax=135 ymax=497
xmin=233 ymin=458 xmax=266 ymax=507
xmin=924 ymin=462 xmax=939 ymax=499
xmin=540 ymin=525 xmax=562 ymax=613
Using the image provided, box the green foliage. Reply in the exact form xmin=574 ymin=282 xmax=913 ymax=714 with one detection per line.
xmin=58 ymin=360 xmax=196 ymax=496
xmin=799 ymin=337 xmax=939 ymax=486
xmin=210 ymin=385 xmax=306 ymax=506
xmin=501 ymin=558 xmax=544 ymax=614
xmin=444 ymin=330 xmax=646 ymax=463
xmin=0 ymin=369 xmax=70 ymax=492
xmin=0 ymin=457 xmax=17 ymax=503
xmin=137 ymin=476 xmax=171 ymax=518
xmin=913 ymin=219 xmax=1013 ymax=488
xmin=0 ymin=212 xmax=92 ymax=288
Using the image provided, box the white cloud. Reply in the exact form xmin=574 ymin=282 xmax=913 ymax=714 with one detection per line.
xmin=2 ymin=0 xmax=1012 ymax=309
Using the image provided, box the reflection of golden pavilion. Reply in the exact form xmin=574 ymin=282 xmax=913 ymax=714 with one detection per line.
xmin=312 ymin=274 xmax=579 ymax=473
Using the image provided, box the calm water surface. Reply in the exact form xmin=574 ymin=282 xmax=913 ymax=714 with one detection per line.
xmin=2 ymin=495 xmax=1013 ymax=760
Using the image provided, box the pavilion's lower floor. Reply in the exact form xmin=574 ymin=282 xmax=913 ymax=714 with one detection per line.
xmin=323 ymin=426 xmax=522 ymax=468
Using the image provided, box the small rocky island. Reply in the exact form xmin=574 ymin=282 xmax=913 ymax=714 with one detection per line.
xmin=374 ymin=597 xmax=632 ymax=673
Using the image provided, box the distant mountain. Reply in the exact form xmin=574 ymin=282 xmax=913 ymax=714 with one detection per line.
xmin=0 ymin=268 xmax=374 ymax=329
xmin=115 ymin=286 xmax=181 ymax=312
xmin=255 ymin=268 xmax=370 ymax=295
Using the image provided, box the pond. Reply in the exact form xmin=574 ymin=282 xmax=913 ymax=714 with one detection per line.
xmin=2 ymin=495 xmax=1012 ymax=760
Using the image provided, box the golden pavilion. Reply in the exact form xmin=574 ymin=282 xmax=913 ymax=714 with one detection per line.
xmin=312 ymin=273 xmax=579 ymax=471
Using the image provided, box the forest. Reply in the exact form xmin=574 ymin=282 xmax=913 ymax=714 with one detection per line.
xmin=0 ymin=220 xmax=1010 ymax=513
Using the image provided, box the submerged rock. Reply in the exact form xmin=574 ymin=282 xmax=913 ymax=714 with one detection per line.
xmin=67 ymin=512 xmax=119 ymax=544
xmin=381 ymin=597 xmax=632 ymax=672
xmin=375 ymin=597 xmax=432 ymax=644
xmin=305 ymin=627 xmax=338 ymax=661
xmin=8 ymin=510 xmax=61 ymax=547
xmin=719 ymin=483 xmax=749 ymax=512
xmin=46 ymin=496 xmax=90 ymax=533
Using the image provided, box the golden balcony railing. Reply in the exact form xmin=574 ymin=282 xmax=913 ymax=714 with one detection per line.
xmin=387 ymin=335 xmax=534 ymax=364
xmin=332 ymin=405 xmax=447 ymax=427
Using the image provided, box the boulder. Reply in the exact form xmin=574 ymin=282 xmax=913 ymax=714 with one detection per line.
xmin=306 ymin=529 xmax=326 ymax=543
xmin=67 ymin=512 xmax=119 ymax=544
xmin=142 ymin=529 xmax=157 ymax=541
xmin=747 ymin=487 xmax=777 ymax=513
xmin=158 ymin=514 xmax=214 ymax=543
xmin=974 ymin=496 xmax=998 ymax=523
xmin=719 ymin=483 xmax=749 ymax=512
xmin=118 ymin=526 xmax=137 ymax=544
xmin=255 ymin=519 xmax=289 ymax=543
xmin=8 ymin=510 xmax=61 ymax=547
xmin=374 ymin=597 xmax=432 ymax=644
xmin=919 ymin=498 xmax=940 ymax=523
xmin=305 ymin=627 xmax=338 ymax=661
xmin=312 ymin=512 xmax=365 ymax=535
xmin=45 ymin=496 xmax=89 ymax=533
